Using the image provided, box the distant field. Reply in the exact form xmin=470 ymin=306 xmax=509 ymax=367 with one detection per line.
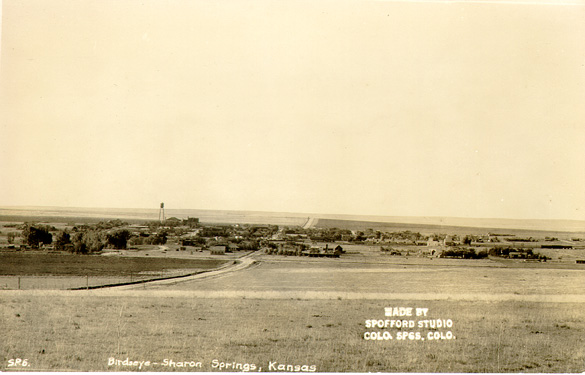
xmin=0 ymin=252 xmax=229 ymax=290
xmin=1 ymin=295 xmax=583 ymax=372
xmin=0 ymin=215 xmax=147 ymax=225
xmin=0 ymin=253 xmax=227 ymax=277
xmin=0 ymin=207 xmax=308 ymax=226
xmin=314 ymin=214 xmax=585 ymax=233
xmin=315 ymin=218 xmax=585 ymax=239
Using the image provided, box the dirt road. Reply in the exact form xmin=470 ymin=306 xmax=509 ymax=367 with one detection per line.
xmin=303 ymin=217 xmax=316 ymax=229
xmin=112 ymin=252 xmax=258 ymax=289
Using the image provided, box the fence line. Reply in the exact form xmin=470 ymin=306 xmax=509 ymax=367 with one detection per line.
xmin=0 ymin=270 xmax=177 ymax=290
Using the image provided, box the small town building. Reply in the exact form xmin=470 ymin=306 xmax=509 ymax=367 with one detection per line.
xmin=210 ymin=245 xmax=226 ymax=255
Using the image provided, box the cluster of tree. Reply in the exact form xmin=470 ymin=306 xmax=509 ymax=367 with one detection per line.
xmin=54 ymin=230 xmax=71 ymax=250
xmin=488 ymin=247 xmax=548 ymax=260
xmin=94 ymin=219 xmax=129 ymax=230
xmin=429 ymin=234 xmax=447 ymax=241
xmin=21 ymin=224 xmax=133 ymax=254
xmin=21 ymin=224 xmax=53 ymax=248
xmin=230 ymin=239 xmax=260 ymax=250
xmin=265 ymin=248 xmax=301 ymax=256
xmin=145 ymin=217 xmax=200 ymax=229
xmin=461 ymin=235 xmax=473 ymax=245
xmin=243 ymin=225 xmax=279 ymax=238
xmin=106 ymin=229 xmax=132 ymax=249
xmin=71 ymin=230 xmax=106 ymax=254
xmin=441 ymin=248 xmax=488 ymax=259
xmin=53 ymin=229 xmax=106 ymax=254
xmin=20 ymin=223 xmax=57 ymax=232
xmin=192 ymin=225 xmax=278 ymax=242
xmin=428 ymin=234 xmax=480 ymax=246
xmin=280 ymin=226 xmax=431 ymax=244
xmin=291 ymin=227 xmax=351 ymax=240
xmin=264 ymin=243 xmax=307 ymax=256
xmin=181 ymin=236 xmax=207 ymax=247
xmin=180 ymin=235 xmax=259 ymax=250
xmin=346 ymin=229 xmax=425 ymax=244
xmin=128 ymin=231 xmax=168 ymax=246
xmin=385 ymin=230 xmax=425 ymax=242
xmin=296 ymin=227 xmax=351 ymax=242
xmin=151 ymin=231 xmax=168 ymax=245
xmin=199 ymin=226 xmax=231 ymax=238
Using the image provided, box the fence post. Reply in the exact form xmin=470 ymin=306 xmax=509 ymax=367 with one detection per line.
xmin=18 ymin=277 xmax=21 ymax=290
xmin=86 ymin=275 xmax=89 ymax=290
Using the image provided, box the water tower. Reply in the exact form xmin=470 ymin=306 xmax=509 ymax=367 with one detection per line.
xmin=159 ymin=202 xmax=165 ymax=223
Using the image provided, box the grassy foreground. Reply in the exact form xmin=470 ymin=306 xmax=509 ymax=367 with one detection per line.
xmin=1 ymin=295 xmax=584 ymax=372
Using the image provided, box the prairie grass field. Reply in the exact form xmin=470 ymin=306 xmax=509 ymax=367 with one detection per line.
xmin=2 ymin=250 xmax=584 ymax=372
xmin=156 ymin=258 xmax=585 ymax=296
xmin=1 ymin=294 xmax=584 ymax=372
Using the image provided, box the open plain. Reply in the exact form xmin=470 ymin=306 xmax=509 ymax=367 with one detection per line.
xmin=1 ymin=210 xmax=585 ymax=372
xmin=2 ymin=252 xmax=585 ymax=372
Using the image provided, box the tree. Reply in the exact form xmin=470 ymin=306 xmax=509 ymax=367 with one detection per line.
xmin=71 ymin=230 xmax=105 ymax=254
xmin=128 ymin=236 xmax=144 ymax=246
xmin=71 ymin=232 xmax=88 ymax=254
xmin=85 ymin=230 xmax=106 ymax=252
xmin=152 ymin=230 xmax=168 ymax=245
xmin=355 ymin=231 xmax=367 ymax=242
xmin=54 ymin=230 xmax=71 ymax=250
xmin=7 ymin=232 xmax=16 ymax=244
xmin=106 ymin=229 xmax=131 ymax=249
xmin=22 ymin=225 xmax=52 ymax=248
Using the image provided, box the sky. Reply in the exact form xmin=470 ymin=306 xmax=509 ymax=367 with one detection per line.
xmin=1 ymin=0 xmax=584 ymax=221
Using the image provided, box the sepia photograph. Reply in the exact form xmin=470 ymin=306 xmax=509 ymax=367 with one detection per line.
xmin=1 ymin=0 xmax=585 ymax=372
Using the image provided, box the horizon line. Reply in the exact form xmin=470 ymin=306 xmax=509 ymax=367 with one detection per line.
xmin=1 ymin=204 xmax=584 ymax=224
